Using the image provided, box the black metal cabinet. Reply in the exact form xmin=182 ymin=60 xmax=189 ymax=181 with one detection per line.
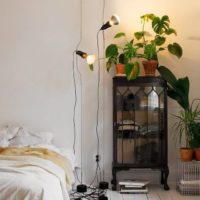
xmin=111 ymin=76 xmax=169 ymax=190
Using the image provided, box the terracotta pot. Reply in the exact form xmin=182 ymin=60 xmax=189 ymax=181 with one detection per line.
xmin=115 ymin=64 xmax=125 ymax=75
xmin=180 ymin=148 xmax=193 ymax=161
xmin=194 ymin=148 xmax=200 ymax=161
xmin=142 ymin=60 xmax=158 ymax=76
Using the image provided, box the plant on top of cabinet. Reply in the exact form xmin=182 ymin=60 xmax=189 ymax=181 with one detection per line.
xmin=105 ymin=32 xmax=140 ymax=80
xmin=105 ymin=13 xmax=183 ymax=79
xmin=134 ymin=13 xmax=183 ymax=76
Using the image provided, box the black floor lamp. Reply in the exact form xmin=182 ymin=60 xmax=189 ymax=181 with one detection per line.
xmin=71 ymin=14 xmax=120 ymax=200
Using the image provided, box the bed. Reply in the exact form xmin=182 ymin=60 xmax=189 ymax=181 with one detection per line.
xmin=0 ymin=126 xmax=75 ymax=200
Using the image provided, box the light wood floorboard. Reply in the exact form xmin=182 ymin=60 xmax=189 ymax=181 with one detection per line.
xmin=106 ymin=185 xmax=200 ymax=200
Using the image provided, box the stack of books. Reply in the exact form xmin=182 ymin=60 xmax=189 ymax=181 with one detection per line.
xmin=119 ymin=179 xmax=150 ymax=194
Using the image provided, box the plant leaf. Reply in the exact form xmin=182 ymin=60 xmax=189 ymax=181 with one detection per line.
xmin=175 ymin=77 xmax=190 ymax=101
xmin=125 ymin=62 xmax=140 ymax=80
xmin=135 ymin=42 xmax=144 ymax=48
xmin=141 ymin=13 xmax=155 ymax=22
xmin=144 ymin=43 xmax=157 ymax=60
xmin=155 ymin=35 xmax=166 ymax=46
xmin=157 ymin=47 xmax=165 ymax=52
xmin=114 ymin=32 xmax=126 ymax=38
xmin=157 ymin=66 xmax=177 ymax=87
xmin=118 ymin=53 xmax=128 ymax=64
xmin=152 ymin=15 xmax=170 ymax=34
xmin=168 ymin=43 xmax=183 ymax=58
xmin=124 ymin=42 xmax=138 ymax=60
xmin=106 ymin=60 xmax=112 ymax=72
xmin=165 ymin=28 xmax=177 ymax=35
xmin=105 ymin=44 xmax=118 ymax=58
xmin=88 ymin=64 xmax=94 ymax=71
xmin=134 ymin=31 xmax=144 ymax=40
xmin=106 ymin=57 xmax=116 ymax=71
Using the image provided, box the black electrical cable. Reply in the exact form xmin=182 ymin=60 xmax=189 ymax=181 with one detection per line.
xmin=72 ymin=51 xmax=81 ymax=184
xmin=101 ymin=0 xmax=106 ymax=182
xmin=72 ymin=51 xmax=77 ymax=155
xmin=70 ymin=186 xmax=107 ymax=200
xmin=72 ymin=0 xmax=84 ymax=185
xmin=88 ymin=30 xmax=101 ymax=188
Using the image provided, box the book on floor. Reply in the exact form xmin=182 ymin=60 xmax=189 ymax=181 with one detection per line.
xmin=120 ymin=185 xmax=148 ymax=194
xmin=119 ymin=179 xmax=150 ymax=187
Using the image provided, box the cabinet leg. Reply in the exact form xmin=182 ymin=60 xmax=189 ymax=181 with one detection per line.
xmin=111 ymin=167 xmax=117 ymax=191
xmin=161 ymin=170 xmax=164 ymax=184
xmin=161 ymin=166 xmax=170 ymax=190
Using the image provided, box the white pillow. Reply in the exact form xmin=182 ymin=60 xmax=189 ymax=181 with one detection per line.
xmin=0 ymin=126 xmax=21 ymax=147
xmin=0 ymin=137 xmax=9 ymax=147
xmin=9 ymin=127 xmax=54 ymax=147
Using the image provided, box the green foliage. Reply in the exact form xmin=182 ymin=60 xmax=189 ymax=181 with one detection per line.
xmin=89 ymin=64 xmax=94 ymax=71
xmin=157 ymin=66 xmax=189 ymax=110
xmin=189 ymin=122 xmax=200 ymax=148
xmin=168 ymin=43 xmax=183 ymax=58
xmin=125 ymin=62 xmax=140 ymax=81
xmin=135 ymin=13 xmax=183 ymax=60
xmin=105 ymin=13 xmax=183 ymax=80
xmin=105 ymin=32 xmax=139 ymax=80
xmin=173 ymin=99 xmax=200 ymax=147
xmin=158 ymin=65 xmax=200 ymax=148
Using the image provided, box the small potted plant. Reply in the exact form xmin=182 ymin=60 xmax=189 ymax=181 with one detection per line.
xmin=174 ymin=101 xmax=200 ymax=161
xmin=188 ymin=110 xmax=200 ymax=160
xmin=105 ymin=32 xmax=140 ymax=80
xmin=134 ymin=13 xmax=183 ymax=76
xmin=158 ymin=66 xmax=200 ymax=161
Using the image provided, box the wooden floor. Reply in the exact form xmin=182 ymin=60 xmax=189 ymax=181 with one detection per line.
xmin=106 ymin=185 xmax=200 ymax=200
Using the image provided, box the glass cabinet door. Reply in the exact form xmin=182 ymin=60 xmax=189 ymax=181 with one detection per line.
xmin=115 ymin=85 xmax=165 ymax=166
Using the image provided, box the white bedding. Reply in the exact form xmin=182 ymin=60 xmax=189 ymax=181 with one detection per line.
xmin=0 ymin=155 xmax=71 ymax=200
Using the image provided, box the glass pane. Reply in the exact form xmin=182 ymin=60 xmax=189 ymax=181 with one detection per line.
xmin=134 ymin=138 xmax=160 ymax=165
xmin=148 ymin=89 xmax=159 ymax=108
xmin=115 ymin=84 xmax=164 ymax=166
xmin=117 ymin=138 xmax=135 ymax=164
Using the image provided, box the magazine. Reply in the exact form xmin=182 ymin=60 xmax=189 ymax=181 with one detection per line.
xmin=119 ymin=179 xmax=150 ymax=186
xmin=120 ymin=185 xmax=148 ymax=193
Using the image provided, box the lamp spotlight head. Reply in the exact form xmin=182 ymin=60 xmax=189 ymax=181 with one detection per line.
xmin=110 ymin=14 xmax=120 ymax=26
xmin=100 ymin=14 xmax=120 ymax=30
xmin=76 ymin=50 xmax=96 ymax=71
xmin=76 ymin=50 xmax=88 ymax=59
xmin=86 ymin=54 xmax=96 ymax=65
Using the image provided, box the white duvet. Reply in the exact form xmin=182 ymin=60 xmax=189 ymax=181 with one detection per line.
xmin=0 ymin=155 xmax=71 ymax=200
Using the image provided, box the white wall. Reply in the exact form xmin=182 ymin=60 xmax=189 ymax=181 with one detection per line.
xmin=0 ymin=0 xmax=200 ymax=186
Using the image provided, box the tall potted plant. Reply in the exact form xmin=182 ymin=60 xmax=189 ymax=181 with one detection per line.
xmin=134 ymin=14 xmax=183 ymax=76
xmin=158 ymin=66 xmax=200 ymax=161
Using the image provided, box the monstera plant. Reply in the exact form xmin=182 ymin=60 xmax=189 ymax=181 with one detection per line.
xmin=134 ymin=13 xmax=183 ymax=76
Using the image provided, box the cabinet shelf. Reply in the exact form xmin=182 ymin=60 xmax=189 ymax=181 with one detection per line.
xmin=117 ymin=131 xmax=163 ymax=139
xmin=117 ymin=106 xmax=164 ymax=111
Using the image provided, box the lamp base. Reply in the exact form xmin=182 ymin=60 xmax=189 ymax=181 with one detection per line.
xmin=76 ymin=184 xmax=87 ymax=193
xmin=99 ymin=181 xmax=109 ymax=190
xmin=98 ymin=195 xmax=108 ymax=200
